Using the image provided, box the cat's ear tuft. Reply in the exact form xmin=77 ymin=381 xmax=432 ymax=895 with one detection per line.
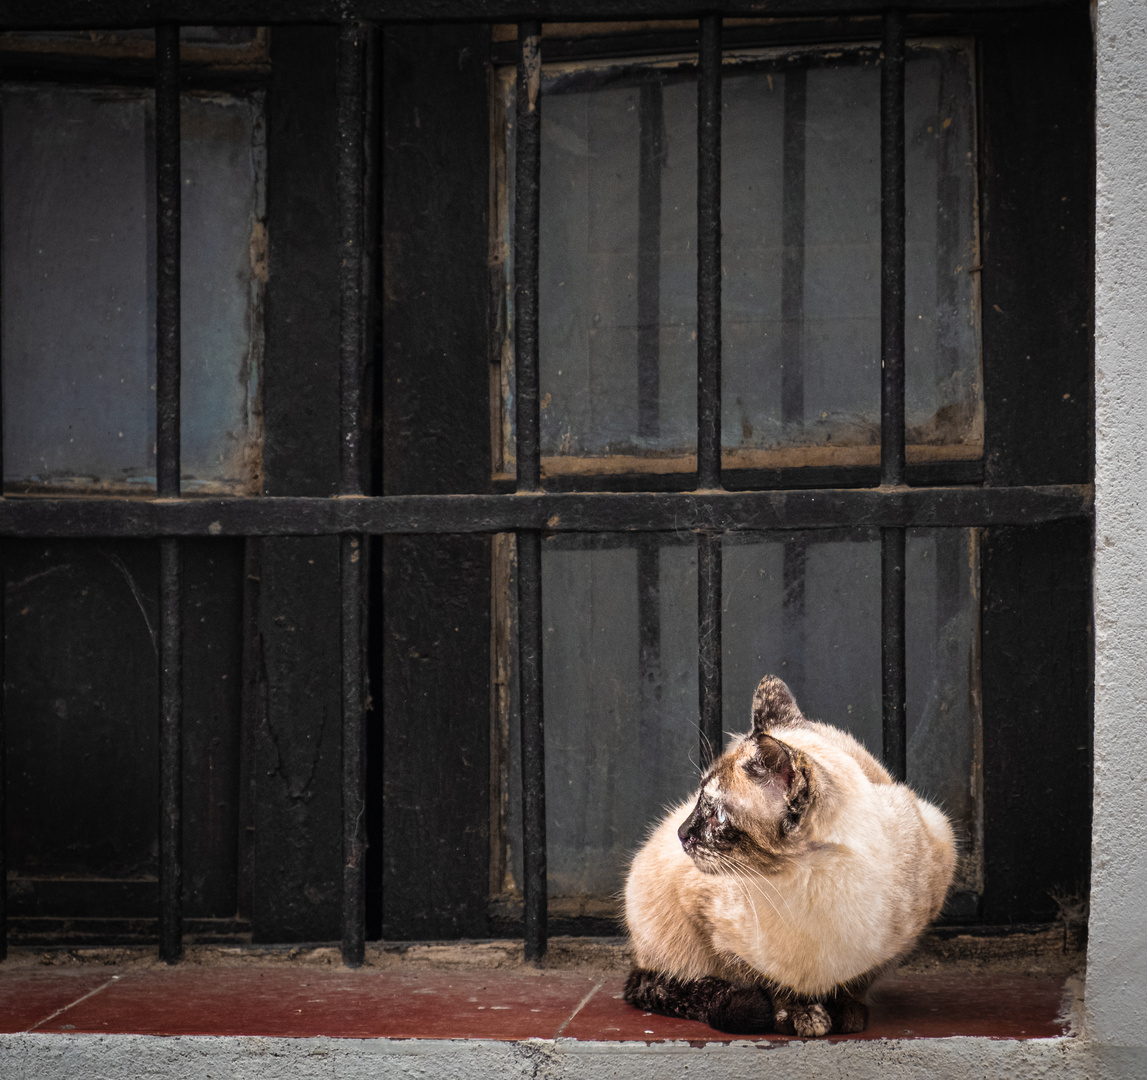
xmin=751 ymin=675 xmax=805 ymax=734
xmin=745 ymin=736 xmax=813 ymax=824
xmin=744 ymin=734 xmax=797 ymax=789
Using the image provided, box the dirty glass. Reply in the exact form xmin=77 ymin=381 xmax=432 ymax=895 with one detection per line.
xmin=496 ymin=40 xmax=980 ymax=474
xmin=503 ymin=529 xmax=980 ymax=914
xmin=2 ymin=84 xmax=264 ymax=493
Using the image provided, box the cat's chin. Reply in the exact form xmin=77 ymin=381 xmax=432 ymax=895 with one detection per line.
xmin=684 ymin=849 xmax=726 ymax=875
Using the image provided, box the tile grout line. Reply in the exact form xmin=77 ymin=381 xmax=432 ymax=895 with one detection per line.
xmin=23 ymin=975 xmax=123 ymax=1034
xmin=553 ymin=979 xmax=605 ymax=1040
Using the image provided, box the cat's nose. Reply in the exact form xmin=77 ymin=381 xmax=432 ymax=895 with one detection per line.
xmin=678 ymin=814 xmax=699 ymax=851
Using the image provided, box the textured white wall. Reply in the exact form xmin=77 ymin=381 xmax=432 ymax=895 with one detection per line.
xmin=1090 ymin=0 xmax=1147 ymax=1051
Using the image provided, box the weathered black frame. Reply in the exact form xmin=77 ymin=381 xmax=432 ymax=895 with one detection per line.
xmin=0 ymin=1 xmax=1094 ymax=963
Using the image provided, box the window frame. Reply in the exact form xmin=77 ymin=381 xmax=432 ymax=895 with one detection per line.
xmin=0 ymin=0 xmax=1093 ymax=964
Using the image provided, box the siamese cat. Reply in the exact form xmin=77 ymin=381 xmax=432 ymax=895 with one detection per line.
xmin=624 ymin=675 xmax=955 ymax=1037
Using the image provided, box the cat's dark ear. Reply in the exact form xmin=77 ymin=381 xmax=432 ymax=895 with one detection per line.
xmin=745 ymin=735 xmax=812 ymax=826
xmin=750 ymin=675 xmax=805 ymax=734
xmin=745 ymin=734 xmax=797 ymax=788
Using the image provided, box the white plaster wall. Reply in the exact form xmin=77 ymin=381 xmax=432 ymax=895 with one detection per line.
xmin=1090 ymin=0 xmax=1147 ymax=1051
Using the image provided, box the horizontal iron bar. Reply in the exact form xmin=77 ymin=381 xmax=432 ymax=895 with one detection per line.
xmin=0 ymin=0 xmax=1078 ymax=28
xmin=0 ymin=486 xmax=1092 ymax=537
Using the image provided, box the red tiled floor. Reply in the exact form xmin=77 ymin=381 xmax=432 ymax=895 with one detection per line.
xmin=563 ymin=977 xmax=770 ymax=1044
xmin=562 ymin=972 xmax=1071 ymax=1043
xmin=857 ymin=972 xmax=1071 ymax=1040
xmin=0 ymin=970 xmax=118 ymax=1033
xmin=36 ymin=967 xmax=599 ymax=1039
xmin=0 ymin=965 xmax=1071 ymax=1042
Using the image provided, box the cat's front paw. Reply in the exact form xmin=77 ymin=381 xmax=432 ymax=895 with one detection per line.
xmin=706 ymin=986 xmax=774 ymax=1034
xmin=775 ymin=1001 xmax=832 ymax=1038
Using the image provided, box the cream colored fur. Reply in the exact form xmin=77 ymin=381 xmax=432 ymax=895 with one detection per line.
xmin=625 ymin=717 xmax=956 ymax=998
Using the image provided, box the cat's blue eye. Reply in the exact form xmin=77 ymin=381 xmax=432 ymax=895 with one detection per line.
xmin=717 ymin=807 xmax=726 ymax=824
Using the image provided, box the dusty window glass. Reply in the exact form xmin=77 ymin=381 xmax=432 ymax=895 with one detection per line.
xmin=497 ymin=529 xmax=980 ymax=922
xmin=491 ymin=35 xmax=984 ymax=924
xmin=493 ymin=39 xmax=980 ymax=476
xmin=2 ymin=83 xmax=265 ymax=493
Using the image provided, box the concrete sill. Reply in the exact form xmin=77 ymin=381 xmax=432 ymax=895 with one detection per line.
xmin=0 ymin=942 xmax=1076 ymax=1043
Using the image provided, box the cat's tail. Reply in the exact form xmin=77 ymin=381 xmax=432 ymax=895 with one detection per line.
xmin=623 ymin=967 xmax=775 ymax=1034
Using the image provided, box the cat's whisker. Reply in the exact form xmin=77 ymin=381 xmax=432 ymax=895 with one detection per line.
xmin=719 ymin=852 xmax=790 ymax=929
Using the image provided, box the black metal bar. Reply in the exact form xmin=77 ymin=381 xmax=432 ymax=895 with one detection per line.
xmin=698 ymin=530 xmax=722 ymax=768
xmin=337 ymin=20 xmax=368 ymax=967
xmin=0 ymin=56 xmax=6 ymax=964
xmin=696 ymin=13 xmax=722 ymax=491
xmin=514 ymin=19 xmax=547 ymax=962
xmin=881 ymin=526 xmax=907 ymax=780
xmin=880 ymin=9 xmax=907 ymax=782
xmin=0 ymin=485 xmax=1093 ymax=538
xmin=156 ymin=23 xmax=181 ymax=500
xmin=338 ymin=23 xmax=366 ymax=501
xmin=515 ymin=20 xmax=542 ymax=493
xmin=0 ymin=539 xmax=5 ymax=962
xmin=158 ymin=536 xmax=183 ymax=962
xmin=155 ymin=23 xmax=183 ymax=965
xmin=637 ymin=79 xmax=665 ymax=441
xmin=237 ymin=538 xmax=262 ymax=924
xmin=696 ymin=19 xmax=723 ymax=764
xmin=637 ymin=534 xmax=663 ymax=761
xmin=0 ymin=0 xmax=1078 ymax=32
xmin=880 ymin=8 xmax=906 ymax=488
xmin=340 ymin=531 xmax=366 ymax=964
xmin=781 ymin=67 xmax=807 ymax=430
xmin=781 ymin=535 xmax=807 ymax=695
xmin=518 ymin=529 xmax=547 ymax=960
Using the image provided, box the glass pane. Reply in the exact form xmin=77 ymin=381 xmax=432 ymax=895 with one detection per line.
xmin=2 ymin=83 xmax=264 ymax=493
xmin=496 ymin=39 xmax=981 ymax=475
xmin=722 ymin=529 xmax=979 ymax=849
xmin=503 ymin=529 xmax=980 ymax=912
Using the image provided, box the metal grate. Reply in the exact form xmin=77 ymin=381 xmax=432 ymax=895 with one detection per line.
xmin=0 ymin=5 xmax=1094 ymax=967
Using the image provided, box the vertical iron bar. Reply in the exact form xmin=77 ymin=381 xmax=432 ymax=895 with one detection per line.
xmin=881 ymin=9 xmax=907 ymax=782
xmin=158 ymin=537 xmax=182 ymax=961
xmin=0 ymin=547 xmax=5 ymax=962
xmin=697 ymin=17 xmax=724 ymax=770
xmin=155 ymin=23 xmax=183 ymax=964
xmin=0 ymin=71 xmax=6 ymax=963
xmin=637 ymin=80 xmax=665 ymax=440
xmin=881 ymin=8 xmax=906 ymax=488
xmin=156 ymin=25 xmax=181 ymax=500
xmin=881 ymin=527 xmax=907 ymax=781
xmin=0 ymin=538 xmax=5 ymax=960
xmin=698 ymin=531 xmax=722 ymax=769
xmin=515 ymin=20 xmax=546 ymax=961
xmin=696 ymin=14 xmax=722 ymax=491
xmin=780 ymin=67 xmax=807 ymax=430
xmin=515 ymin=21 xmax=542 ymax=494
xmin=637 ymin=535 xmax=662 ymax=757
xmin=518 ymin=530 xmax=547 ymax=959
xmin=781 ymin=535 xmax=807 ymax=695
xmin=337 ymin=20 xmax=367 ymax=967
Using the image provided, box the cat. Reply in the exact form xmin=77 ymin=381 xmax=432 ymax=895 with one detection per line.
xmin=623 ymin=674 xmax=956 ymax=1037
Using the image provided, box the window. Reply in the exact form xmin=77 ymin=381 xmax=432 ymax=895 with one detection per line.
xmin=488 ymin=30 xmax=985 ymax=928
xmin=0 ymin=4 xmax=1092 ymax=962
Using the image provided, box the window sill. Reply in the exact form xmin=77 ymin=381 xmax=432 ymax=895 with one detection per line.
xmin=0 ymin=938 xmax=1078 ymax=1043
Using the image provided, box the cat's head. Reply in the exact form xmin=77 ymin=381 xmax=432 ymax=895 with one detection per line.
xmin=678 ymin=675 xmax=819 ymax=873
